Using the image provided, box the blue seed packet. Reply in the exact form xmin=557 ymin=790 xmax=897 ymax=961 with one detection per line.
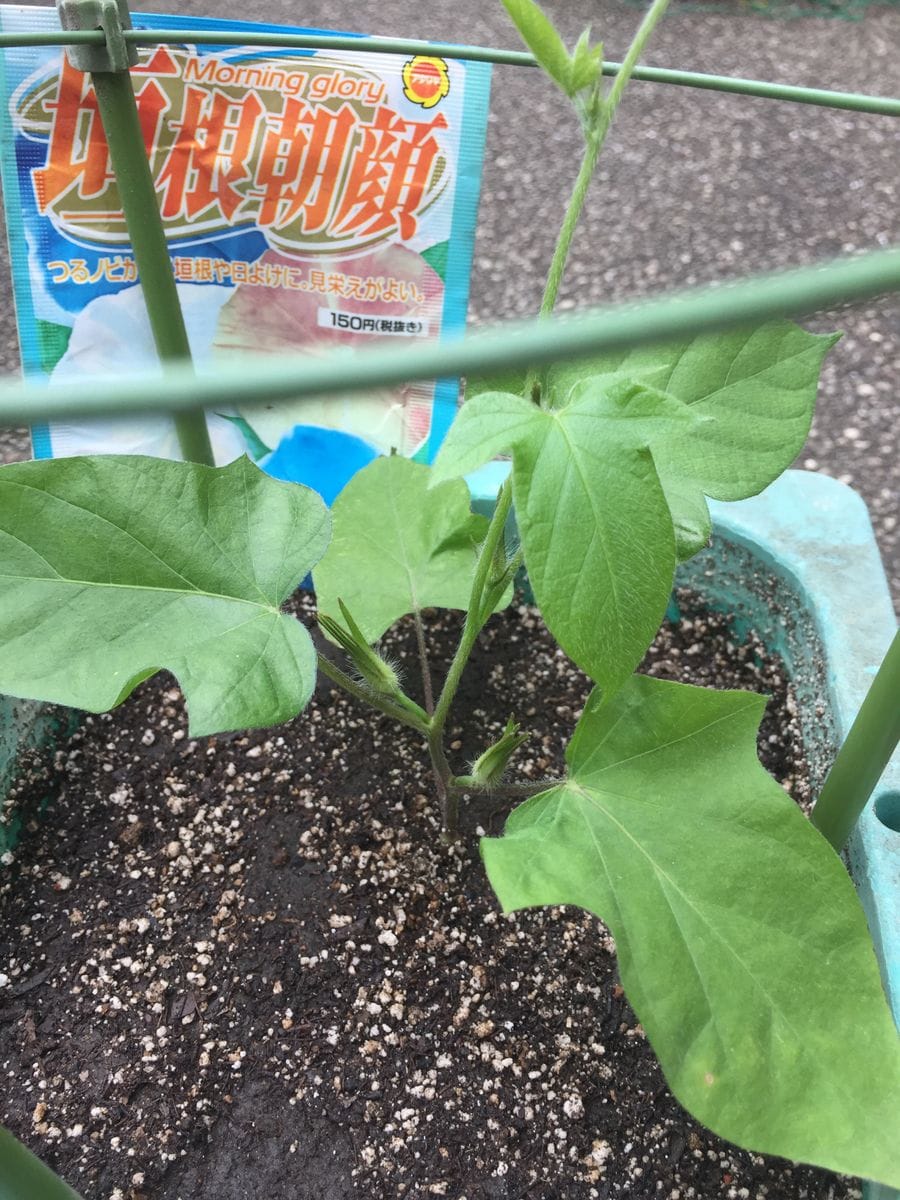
xmin=0 ymin=6 xmax=491 ymax=501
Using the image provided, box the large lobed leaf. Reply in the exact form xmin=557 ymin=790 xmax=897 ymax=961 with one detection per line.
xmin=314 ymin=455 xmax=510 ymax=644
xmin=436 ymin=320 xmax=835 ymax=694
xmin=432 ymin=381 xmax=699 ymax=697
xmin=544 ymin=321 xmax=838 ymax=556
xmin=483 ymin=675 xmax=900 ymax=1186
xmin=0 ymin=455 xmax=330 ymax=736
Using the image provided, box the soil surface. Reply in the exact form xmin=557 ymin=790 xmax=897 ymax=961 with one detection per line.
xmin=0 ymin=593 xmax=858 ymax=1200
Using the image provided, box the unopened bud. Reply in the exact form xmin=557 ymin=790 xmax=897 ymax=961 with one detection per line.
xmin=318 ymin=600 xmax=400 ymax=696
xmin=470 ymin=717 xmax=529 ymax=787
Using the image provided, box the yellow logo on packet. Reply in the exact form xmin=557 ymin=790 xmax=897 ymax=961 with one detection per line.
xmin=402 ymin=56 xmax=450 ymax=109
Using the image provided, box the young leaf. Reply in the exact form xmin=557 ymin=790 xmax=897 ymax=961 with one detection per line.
xmin=215 ymin=412 xmax=272 ymax=461
xmin=469 ymin=717 xmax=529 ymax=787
xmin=483 ymin=675 xmax=900 ymax=1187
xmin=501 ymin=0 xmax=574 ymax=96
xmin=464 ymin=368 xmax=529 ymax=405
xmin=313 ymin=455 xmax=510 ymax=644
xmin=317 ymin=600 xmax=402 ymax=696
xmin=568 ymin=29 xmax=604 ymax=94
xmin=0 ymin=455 xmax=330 ymax=737
xmin=545 ymin=321 xmax=838 ymax=558
xmin=432 ymin=391 xmax=544 ymax=481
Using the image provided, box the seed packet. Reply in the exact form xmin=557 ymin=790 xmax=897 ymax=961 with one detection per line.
xmin=0 ymin=6 xmax=490 ymax=500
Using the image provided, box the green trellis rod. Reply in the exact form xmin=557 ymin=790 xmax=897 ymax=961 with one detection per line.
xmin=0 ymin=245 xmax=898 ymax=427
xmin=0 ymin=7 xmax=897 ymax=440
xmin=90 ymin=69 xmax=214 ymax=466
xmin=0 ymin=27 xmax=897 ymax=117
xmin=812 ymin=631 xmax=900 ymax=851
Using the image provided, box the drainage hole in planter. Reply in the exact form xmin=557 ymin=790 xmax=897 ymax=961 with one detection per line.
xmin=874 ymin=790 xmax=900 ymax=834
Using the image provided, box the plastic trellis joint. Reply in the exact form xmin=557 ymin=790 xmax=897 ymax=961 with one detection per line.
xmin=56 ymin=0 xmax=138 ymax=72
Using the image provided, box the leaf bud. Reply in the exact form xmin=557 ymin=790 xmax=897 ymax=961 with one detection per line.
xmin=470 ymin=717 xmax=529 ymax=787
xmin=318 ymin=600 xmax=401 ymax=696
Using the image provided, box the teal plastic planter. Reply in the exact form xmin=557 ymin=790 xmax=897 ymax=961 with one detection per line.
xmin=696 ymin=470 xmax=900 ymax=1200
xmin=706 ymin=474 xmax=899 ymax=1020
xmin=0 ymin=699 xmax=74 ymax=859
xmin=1 ymin=467 xmax=898 ymax=1195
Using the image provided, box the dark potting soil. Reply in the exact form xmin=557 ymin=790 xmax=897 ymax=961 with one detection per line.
xmin=0 ymin=593 xmax=856 ymax=1200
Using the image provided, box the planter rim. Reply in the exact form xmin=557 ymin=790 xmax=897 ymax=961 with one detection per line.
xmin=708 ymin=471 xmax=899 ymax=1025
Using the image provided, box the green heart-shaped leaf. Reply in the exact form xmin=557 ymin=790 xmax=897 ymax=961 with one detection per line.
xmin=0 ymin=455 xmax=330 ymax=736
xmin=451 ymin=321 xmax=835 ymax=561
xmin=547 ymin=320 xmax=838 ymax=557
xmin=483 ymin=675 xmax=900 ymax=1187
xmin=433 ymin=382 xmax=697 ymax=696
xmin=314 ymin=455 xmax=509 ymax=644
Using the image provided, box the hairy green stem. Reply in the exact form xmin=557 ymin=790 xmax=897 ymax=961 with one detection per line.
xmin=537 ymin=131 xmax=603 ymax=322
xmin=414 ymin=609 xmax=435 ymax=714
xmin=431 ymin=482 xmax=513 ymax=738
xmin=390 ymin=688 xmax=432 ymax=729
xmin=428 ymin=0 xmax=675 ymax=826
xmin=90 ymin=72 xmax=214 ymax=466
xmin=427 ymin=729 xmax=457 ymax=840
xmin=451 ymin=776 xmax=565 ymax=800
xmin=316 ymin=653 xmax=429 ymax=734
xmin=425 ymin=482 xmax=514 ymax=836
xmin=531 ymin=0 xmax=672 ymax=385
xmin=603 ymin=0 xmax=673 ymax=120
xmin=812 ymin=630 xmax=900 ymax=852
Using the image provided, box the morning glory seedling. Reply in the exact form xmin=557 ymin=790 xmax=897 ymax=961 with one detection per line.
xmin=0 ymin=0 xmax=898 ymax=1187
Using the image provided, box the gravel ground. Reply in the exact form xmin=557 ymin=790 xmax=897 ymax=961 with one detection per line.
xmin=0 ymin=1 xmax=897 ymax=604
xmin=0 ymin=0 xmax=897 ymax=603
